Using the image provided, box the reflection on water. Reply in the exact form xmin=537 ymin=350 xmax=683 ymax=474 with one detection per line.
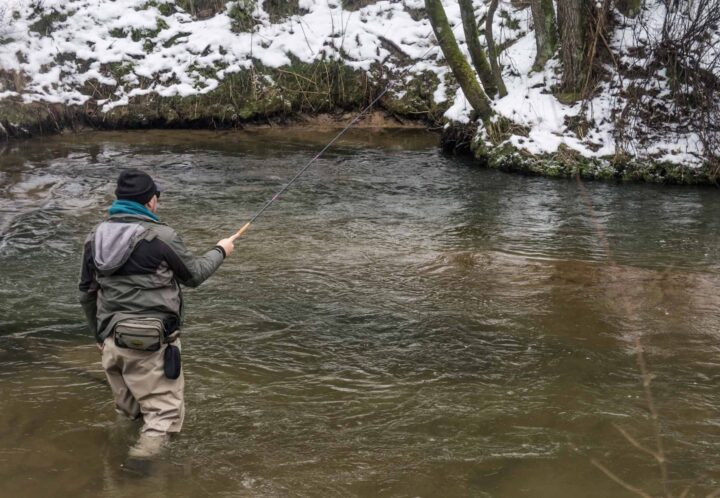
xmin=0 ymin=129 xmax=719 ymax=497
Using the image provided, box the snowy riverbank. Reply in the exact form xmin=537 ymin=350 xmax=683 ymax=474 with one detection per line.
xmin=1 ymin=0 xmax=718 ymax=184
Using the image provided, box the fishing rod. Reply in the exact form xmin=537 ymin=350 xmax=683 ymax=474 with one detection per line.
xmin=229 ymin=31 xmax=446 ymax=242
xmin=229 ymin=86 xmax=393 ymax=241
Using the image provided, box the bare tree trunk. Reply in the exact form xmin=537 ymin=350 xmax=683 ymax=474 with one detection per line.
xmin=530 ymin=0 xmax=558 ymax=71
xmin=458 ymin=0 xmax=497 ymax=97
xmin=557 ymin=0 xmax=587 ymax=93
xmin=485 ymin=0 xmax=508 ymax=97
xmin=425 ymin=0 xmax=494 ymax=120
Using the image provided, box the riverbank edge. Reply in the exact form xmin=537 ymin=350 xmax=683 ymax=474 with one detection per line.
xmin=441 ymin=123 xmax=719 ymax=186
xmin=0 ymin=60 xmax=445 ymax=134
xmin=2 ymin=95 xmax=717 ymax=186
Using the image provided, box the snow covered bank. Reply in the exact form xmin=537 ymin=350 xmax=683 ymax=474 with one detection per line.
xmin=0 ymin=0 xmax=718 ymax=183
xmin=0 ymin=0 xmax=447 ymax=108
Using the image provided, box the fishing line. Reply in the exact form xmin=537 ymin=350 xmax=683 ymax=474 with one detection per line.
xmin=229 ymin=21 xmax=460 ymax=241
xmin=230 ymin=85 xmax=395 ymax=240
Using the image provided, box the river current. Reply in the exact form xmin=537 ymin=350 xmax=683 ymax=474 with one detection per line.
xmin=0 ymin=129 xmax=719 ymax=497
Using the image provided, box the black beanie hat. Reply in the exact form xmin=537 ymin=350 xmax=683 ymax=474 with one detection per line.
xmin=115 ymin=169 xmax=159 ymax=205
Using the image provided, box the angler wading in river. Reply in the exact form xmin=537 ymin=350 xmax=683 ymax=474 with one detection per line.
xmin=73 ymin=56 xmax=429 ymax=463
xmin=78 ymin=169 xmax=236 ymax=459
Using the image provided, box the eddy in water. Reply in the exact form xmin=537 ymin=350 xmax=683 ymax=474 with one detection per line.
xmin=77 ymin=169 xmax=236 ymax=460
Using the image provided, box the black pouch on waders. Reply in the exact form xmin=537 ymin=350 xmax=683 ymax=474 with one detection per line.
xmin=164 ymin=344 xmax=181 ymax=380
xmin=114 ymin=318 xmax=164 ymax=351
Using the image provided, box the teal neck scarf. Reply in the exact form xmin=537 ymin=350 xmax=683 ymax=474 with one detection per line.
xmin=108 ymin=199 xmax=159 ymax=221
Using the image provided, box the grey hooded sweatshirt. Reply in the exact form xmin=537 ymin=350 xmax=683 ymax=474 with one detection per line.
xmin=78 ymin=213 xmax=225 ymax=342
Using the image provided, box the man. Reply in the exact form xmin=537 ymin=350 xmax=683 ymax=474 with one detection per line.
xmin=78 ymin=169 xmax=235 ymax=458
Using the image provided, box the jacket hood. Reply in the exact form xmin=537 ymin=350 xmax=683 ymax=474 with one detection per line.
xmin=92 ymin=221 xmax=148 ymax=275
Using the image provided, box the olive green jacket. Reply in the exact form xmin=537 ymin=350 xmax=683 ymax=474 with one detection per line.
xmin=78 ymin=213 xmax=225 ymax=342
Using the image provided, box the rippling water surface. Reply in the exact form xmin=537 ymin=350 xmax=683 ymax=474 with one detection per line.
xmin=1 ymin=129 xmax=719 ymax=497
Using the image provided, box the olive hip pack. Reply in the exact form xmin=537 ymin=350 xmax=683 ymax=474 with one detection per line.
xmin=114 ymin=318 xmax=165 ymax=351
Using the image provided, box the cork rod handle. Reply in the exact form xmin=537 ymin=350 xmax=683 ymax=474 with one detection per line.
xmin=230 ymin=222 xmax=251 ymax=242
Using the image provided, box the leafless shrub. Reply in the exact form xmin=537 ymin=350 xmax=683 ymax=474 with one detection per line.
xmin=615 ymin=0 xmax=720 ymax=169
xmin=590 ymin=337 xmax=673 ymax=498
xmin=577 ymin=175 xmax=719 ymax=497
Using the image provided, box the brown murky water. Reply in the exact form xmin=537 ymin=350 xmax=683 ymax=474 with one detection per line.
xmin=0 ymin=129 xmax=719 ymax=497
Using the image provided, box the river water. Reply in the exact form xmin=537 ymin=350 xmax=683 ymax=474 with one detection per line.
xmin=0 ymin=129 xmax=718 ymax=497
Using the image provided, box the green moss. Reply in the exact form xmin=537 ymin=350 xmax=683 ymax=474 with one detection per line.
xmin=470 ymin=133 xmax=488 ymax=159
xmin=616 ymin=160 xmax=707 ymax=184
xmin=264 ymin=0 xmax=305 ymax=22
xmin=29 ymin=10 xmax=68 ymax=35
xmin=141 ymin=1 xmax=177 ymax=15
xmin=131 ymin=28 xmax=151 ymax=42
xmin=467 ymin=135 xmax=713 ymax=185
xmin=109 ymin=28 xmax=126 ymax=38
xmin=89 ymin=58 xmax=434 ymax=131
xmin=127 ymin=17 xmax=168 ymax=48
xmin=188 ymin=60 xmax=229 ymax=80
xmin=163 ymin=32 xmax=192 ymax=48
xmin=92 ymin=59 xmax=384 ymax=129
xmin=341 ymin=0 xmax=379 ymax=11
xmin=228 ymin=0 xmax=257 ymax=32
xmin=555 ymin=92 xmax=582 ymax=105
xmin=498 ymin=10 xmax=520 ymax=30
xmin=382 ymin=70 xmax=445 ymax=120
xmin=107 ymin=61 xmax=135 ymax=81
xmin=0 ymin=99 xmax=80 ymax=138
xmin=158 ymin=3 xmax=176 ymax=15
